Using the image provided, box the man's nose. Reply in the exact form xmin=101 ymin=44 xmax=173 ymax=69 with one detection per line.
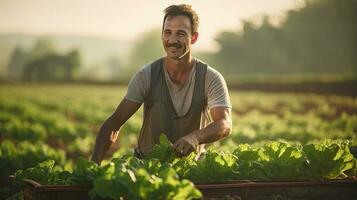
xmin=168 ymin=34 xmax=178 ymax=43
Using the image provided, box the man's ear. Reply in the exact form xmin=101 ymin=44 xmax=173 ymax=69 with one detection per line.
xmin=191 ymin=32 xmax=199 ymax=44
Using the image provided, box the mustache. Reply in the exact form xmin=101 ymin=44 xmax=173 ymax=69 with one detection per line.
xmin=167 ymin=43 xmax=182 ymax=48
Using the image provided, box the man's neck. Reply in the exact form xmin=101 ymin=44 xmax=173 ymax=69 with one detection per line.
xmin=164 ymin=54 xmax=193 ymax=74
xmin=164 ymin=54 xmax=194 ymax=84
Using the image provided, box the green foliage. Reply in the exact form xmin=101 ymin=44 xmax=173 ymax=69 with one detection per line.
xmin=231 ymin=140 xmax=357 ymax=181
xmin=225 ymin=92 xmax=357 ymax=148
xmin=186 ymin=150 xmax=238 ymax=182
xmin=0 ymin=140 xmax=65 ymax=178
xmin=1 ymin=84 xmax=357 ymax=200
xmin=89 ymin=163 xmax=201 ymax=200
xmin=12 ymin=156 xmax=202 ymax=200
xmin=0 ymin=119 xmax=47 ymax=142
xmin=13 ymin=160 xmax=55 ymax=186
xmin=302 ymin=140 xmax=355 ymax=179
xmin=10 ymin=138 xmax=356 ymax=199
xmin=233 ymin=142 xmax=307 ymax=180
xmin=15 ymin=162 xmax=74 ymax=188
xmin=69 ymin=157 xmax=105 ymax=186
xmin=145 ymin=134 xmax=176 ymax=163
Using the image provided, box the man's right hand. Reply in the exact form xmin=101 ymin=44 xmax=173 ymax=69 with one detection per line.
xmin=91 ymin=99 xmax=141 ymax=165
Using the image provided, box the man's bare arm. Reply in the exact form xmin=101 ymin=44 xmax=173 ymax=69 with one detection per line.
xmin=91 ymin=99 xmax=141 ymax=164
xmin=197 ymin=107 xmax=232 ymax=143
xmin=173 ymin=107 xmax=232 ymax=156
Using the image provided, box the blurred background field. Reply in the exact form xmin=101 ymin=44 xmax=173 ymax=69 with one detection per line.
xmin=0 ymin=0 xmax=357 ymax=194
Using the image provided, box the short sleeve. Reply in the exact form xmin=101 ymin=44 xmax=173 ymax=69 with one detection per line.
xmin=205 ymin=67 xmax=232 ymax=109
xmin=125 ymin=64 xmax=151 ymax=103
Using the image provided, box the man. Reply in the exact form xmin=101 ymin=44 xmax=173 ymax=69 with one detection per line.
xmin=92 ymin=4 xmax=232 ymax=164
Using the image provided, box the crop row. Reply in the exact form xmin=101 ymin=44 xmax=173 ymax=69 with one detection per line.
xmin=11 ymin=136 xmax=357 ymax=199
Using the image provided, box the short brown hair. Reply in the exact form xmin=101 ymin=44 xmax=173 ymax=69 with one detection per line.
xmin=163 ymin=4 xmax=199 ymax=34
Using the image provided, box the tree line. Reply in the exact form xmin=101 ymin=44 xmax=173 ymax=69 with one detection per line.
xmin=209 ymin=0 xmax=357 ymax=74
xmin=8 ymin=38 xmax=81 ymax=81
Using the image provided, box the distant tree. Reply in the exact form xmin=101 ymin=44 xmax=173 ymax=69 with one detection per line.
xmin=211 ymin=0 xmax=357 ymax=74
xmin=22 ymin=50 xmax=82 ymax=81
xmin=29 ymin=37 xmax=55 ymax=60
xmin=7 ymin=46 xmax=28 ymax=78
xmin=7 ymin=38 xmax=57 ymax=80
xmin=67 ymin=49 xmax=81 ymax=80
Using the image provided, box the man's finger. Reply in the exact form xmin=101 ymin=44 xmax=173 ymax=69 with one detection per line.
xmin=179 ymin=142 xmax=192 ymax=156
xmin=174 ymin=141 xmax=186 ymax=156
xmin=182 ymin=145 xmax=193 ymax=156
xmin=182 ymin=146 xmax=189 ymax=156
xmin=173 ymin=141 xmax=182 ymax=153
xmin=173 ymin=137 xmax=186 ymax=150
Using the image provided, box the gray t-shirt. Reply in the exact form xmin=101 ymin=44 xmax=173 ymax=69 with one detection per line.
xmin=125 ymin=59 xmax=232 ymax=122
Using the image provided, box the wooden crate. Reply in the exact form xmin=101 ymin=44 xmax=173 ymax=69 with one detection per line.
xmin=22 ymin=177 xmax=357 ymax=200
xmin=196 ymin=178 xmax=357 ymax=200
xmin=22 ymin=179 xmax=91 ymax=200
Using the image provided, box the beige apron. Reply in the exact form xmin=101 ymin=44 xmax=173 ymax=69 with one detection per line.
xmin=135 ymin=58 xmax=208 ymax=158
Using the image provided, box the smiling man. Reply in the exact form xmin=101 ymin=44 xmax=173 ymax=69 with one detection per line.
xmin=92 ymin=4 xmax=232 ymax=164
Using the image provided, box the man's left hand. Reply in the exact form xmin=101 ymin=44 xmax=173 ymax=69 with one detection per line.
xmin=173 ymin=133 xmax=200 ymax=156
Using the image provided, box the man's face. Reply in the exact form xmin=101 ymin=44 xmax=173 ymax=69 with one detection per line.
xmin=162 ymin=15 xmax=198 ymax=60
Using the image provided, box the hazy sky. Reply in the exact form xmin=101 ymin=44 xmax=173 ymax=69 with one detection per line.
xmin=0 ymin=0 xmax=303 ymax=51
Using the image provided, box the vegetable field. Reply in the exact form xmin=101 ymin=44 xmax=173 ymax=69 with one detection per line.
xmin=1 ymin=83 xmax=357 ymax=199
